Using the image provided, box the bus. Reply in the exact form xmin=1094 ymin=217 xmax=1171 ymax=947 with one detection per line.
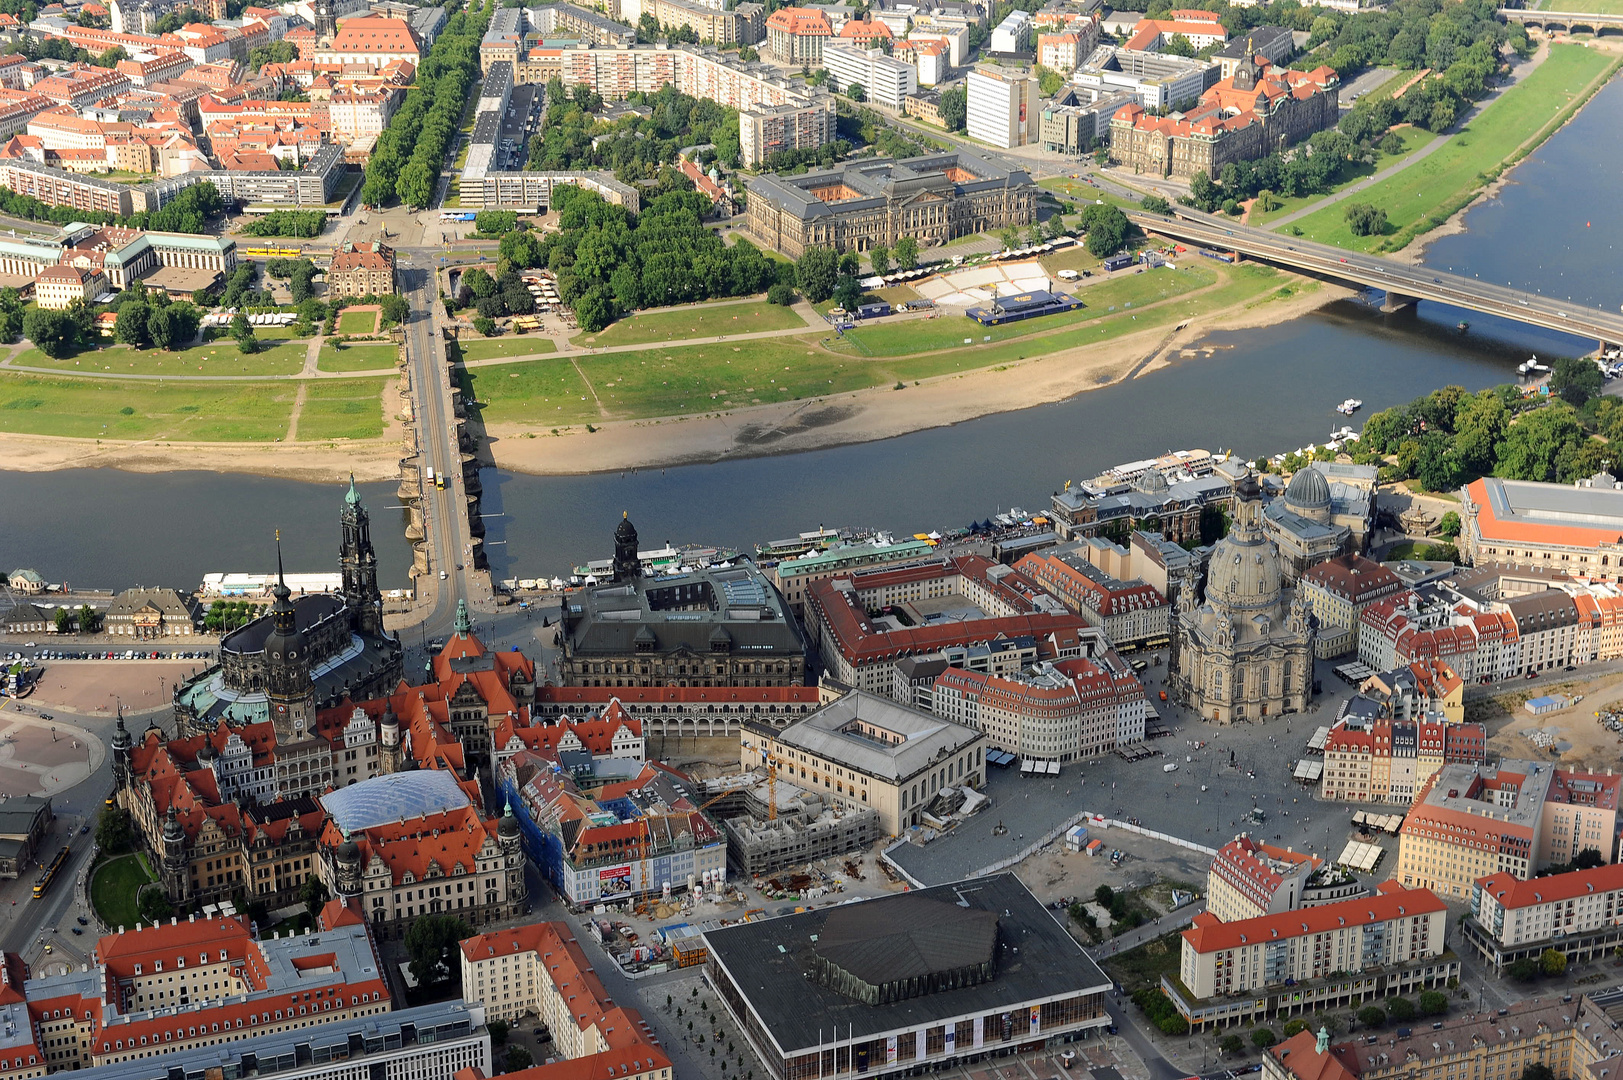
xmin=33 ymin=845 xmax=68 ymax=899
xmin=241 ymin=247 xmax=301 ymax=258
xmin=440 ymin=212 xmax=476 ymax=222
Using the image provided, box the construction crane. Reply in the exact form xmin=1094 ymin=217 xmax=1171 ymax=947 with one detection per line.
xmin=766 ymin=753 xmax=778 ymax=821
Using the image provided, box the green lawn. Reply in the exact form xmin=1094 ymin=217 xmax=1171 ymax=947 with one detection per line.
xmin=458 ymin=336 xmax=557 ymax=361
xmin=90 ymin=853 xmax=155 ymax=930
xmin=296 ymin=379 xmax=389 ymax=441
xmin=579 ymin=301 xmax=808 ymax=348
xmin=464 ymin=356 xmax=599 ymax=426
xmin=337 ymin=309 xmax=380 ymax=334
xmin=318 ymin=343 xmax=398 ymax=372
xmin=473 ymin=264 xmax=1292 ymax=425
xmin=1287 ymin=45 xmax=1621 ymax=251
xmin=1039 ymin=176 xmax=1151 ymax=213
xmin=20 ymin=339 xmax=309 ymax=377
xmin=1248 ymin=126 xmax=1442 ymax=228
xmin=0 ymin=374 xmax=296 ymax=440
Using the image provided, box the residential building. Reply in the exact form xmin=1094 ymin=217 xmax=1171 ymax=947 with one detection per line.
xmin=326 ymin=240 xmax=393 ymax=296
xmin=966 ymin=63 xmax=1037 ymax=148
xmin=909 ymin=22 xmax=969 ymax=65
xmin=930 ymin=655 xmax=1147 ymax=760
xmin=502 ymin=752 xmax=726 ymax=904
xmin=896 ymin=37 xmax=948 ymax=85
xmin=1357 ymin=659 xmax=1467 ymax=724
xmin=32 ymin=263 xmax=102 ymax=307
xmin=740 ymin=690 xmax=986 ymax=834
xmin=765 ymin=6 xmax=831 ymax=63
xmin=823 ymin=44 xmax=916 ymax=110
xmin=555 ymin=516 xmax=806 ymax=689
xmin=1206 ymin=835 xmax=1367 ymax=922
xmin=538 ymin=2 xmax=637 ymax=46
xmin=1395 ymin=760 xmax=1622 ymax=899
xmin=1172 ymin=472 xmax=1315 ymax=723
xmin=469 ymin=170 xmax=640 ymax=213
xmin=1111 ymin=56 xmax=1339 ymax=180
xmin=1319 ymin=713 xmax=1487 ymax=805
xmin=745 ymin=149 xmax=1036 ymax=259
xmin=738 ymin=98 xmax=836 ymax=166
xmin=1037 ymin=19 xmax=1098 ymax=72
xmin=1167 ymin=882 xmax=1454 ymax=1029
xmin=989 ymin=9 xmax=1031 ymax=51
xmin=1123 ymin=8 xmax=1227 ymax=51
xmin=1016 ymin=542 xmax=1170 ymax=648
xmin=1297 ymin=554 xmax=1404 ymax=657
xmin=1460 ymin=474 xmax=1623 ymax=576
xmin=905 ymin=88 xmax=943 ymax=124
xmin=458 ymin=922 xmax=670 ymax=1080
xmin=1465 ymin=863 xmax=1623 ymax=973
xmin=705 ymin=875 xmax=1111 ymax=1080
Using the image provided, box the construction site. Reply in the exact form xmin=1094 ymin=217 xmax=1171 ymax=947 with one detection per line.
xmin=713 ymin=772 xmax=881 ymax=876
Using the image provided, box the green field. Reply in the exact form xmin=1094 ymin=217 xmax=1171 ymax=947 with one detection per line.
xmin=1288 ymin=45 xmax=1621 ymax=250
xmin=19 ymin=339 xmax=309 ymax=377
xmin=580 ymin=301 xmax=808 ymax=348
xmin=458 ymin=336 xmax=557 ymax=361
xmin=463 ymin=355 xmax=599 ymax=425
xmin=1248 ymin=126 xmax=1443 ymax=227
xmin=337 ymin=309 xmax=380 ymax=334
xmin=472 ymin=264 xmax=1292 ymax=425
xmin=90 ymin=853 xmax=156 ymax=930
xmin=0 ymin=374 xmax=296 ymax=440
xmin=296 ymin=379 xmax=388 ymax=440
xmin=318 ymin=343 xmax=397 ymax=372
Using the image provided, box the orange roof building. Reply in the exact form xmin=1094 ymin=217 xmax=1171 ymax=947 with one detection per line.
xmin=1109 ymin=54 xmax=1338 ymax=180
xmin=1205 ymin=835 xmax=1323 ymax=922
xmin=766 ymin=6 xmax=833 ymax=64
xmin=317 ymin=15 xmax=423 ymax=65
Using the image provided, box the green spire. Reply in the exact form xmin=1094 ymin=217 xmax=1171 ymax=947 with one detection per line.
xmin=344 ymin=474 xmax=361 ymax=507
xmin=454 ymin=598 xmax=471 ymax=637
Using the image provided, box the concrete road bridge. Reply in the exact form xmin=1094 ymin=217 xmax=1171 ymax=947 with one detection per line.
xmin=1127 ymin=207 xmax=1623 ymax=348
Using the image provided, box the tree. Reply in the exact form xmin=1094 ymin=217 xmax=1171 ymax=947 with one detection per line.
xmin=1386 ymin=998 xmax=1416 ymax=1022
xmin=1357 ymin=1006 xmax=1386 ymax=1028
xmin=97 ymin=807 xmax=133 ymax=854
xmin=22 ymin=308 xmax=77 ymax=358
xmin=395 ymin=160 xmax=436 ymax=209
xmin=1417 ymin=991 xmax=1449 ymax=1017
xmin=1577 ymin=848 xmax=1605 ymax=869
xmin=1163 ymin=32 xmax=1196 ymax=56
xmin=870 ymin=245 xmax=890 ymax=276
xmin=405 ymin=915 xmax=472 ymax=988
xmin=380 ymin=294 xmax=410 ymax=325
xmin=1082 ymin=204 xmax=1132 ymax=257
xmin=939 ymin=84 xmax=967 ymax=131
xmin=1437 ymin=511 xmax=1462 ymax=539
xmin=795 ymin=247 xmax=838 ymax=304
xmin=289 ymin=260 xmax=317 ymax=304
xmin=463 ymin=268 xmax=497 ymax=299
xmin=1218 ymin=1035 xmax=1244 ymax=1056
xmin=738 ymin=45 xmax=758 ymax=61
xmin=1550 ymin=355 xmax=1605 ymax=408
xmin=573 ymin=286 xmax=616 ymax=333
xmin=300 ymin=874 xmax=328 ymax=919
xmin=504 ymin=1046 xmax=533 ymax=1073
xmin=893 ymin=235 xmax=918 ymax=270
xmin=1522 ymin=1065 xmax=1556 ymax=1080
xmin=1507 ymin=958 xmax=1540 ymax=981
xmin=838 ymin=252 xmax=860 ymax=277
xmin=230 ymin=312 xmax=257 ymax=354
xmin=78 ymin=604 xmax=99 ymax=634
xmin=1141 ymin=195 xmax=1172 ymax=214
xmin=488 ymin=1020 xmax=509 ymax=1046
xmin=114 ymin=300 xmax=149 ymax=346
xmin=473 ymin=316 xmax=498 ymax=337
xmin=766 ymin=282 xmax=795 ymax=305
xmin=1498 ymin=406 xmax=1585 ymax=482
xmin=146 ymin=304 xmax=199 ymax=351
xmin=1094 ymin=884 xmax=1115 ymax=907
xmin=1251 ymin=1028 xmax=1277 ymax=1049
xmin=54 ymin=608 xmax=72 ymax=634
xmin=138 ymin=886 xmax=173 ymax=923
xmin=1540 ymin=948 xmax=1569 ymax=977
xmin=833 ymin=274 xmax=862 ymax=311
xmin=1344 ymin=202 xmax=1388 ymax=237
xmin=846 ymin=81 xmax=866 ymax=102
xmin=1283 ymin=1020 xmax=1309 ymax=1037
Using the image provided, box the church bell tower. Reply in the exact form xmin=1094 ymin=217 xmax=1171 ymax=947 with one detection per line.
xmin=264 ymin=536 xmax=316 ymax=744
xmin=314 ymin=0 xmax=337 ymax=42
xmin=340 ymin=476 xmax=383 ymax=636
xmin=612 ymin=512 xmax=640 ymax=583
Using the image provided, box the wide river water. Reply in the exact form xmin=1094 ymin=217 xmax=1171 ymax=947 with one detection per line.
xmin=4 ymin=76 xmax=1622 ymax=589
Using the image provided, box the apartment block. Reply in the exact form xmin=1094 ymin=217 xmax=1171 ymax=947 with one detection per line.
xmin=1205 ymin=835 xmax=1322 ymax=922
xmin=822 ymin=44 xmax=916 ymax=110
xmin=1016 ymin=541 xmax=1169 ymax=648
xmin=1465 ymin=863 xmax=1623 ymax=973
xmin=966 ymin=63 xmax=1036 ymax=148
xmin=739 ymin=98 xmax=835 ymax=166
xmin=931 ymin=655 xmax=1146 ymax=761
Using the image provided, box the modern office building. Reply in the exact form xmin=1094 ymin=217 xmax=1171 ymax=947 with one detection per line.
xmin=822 ymin=44 xmax=916 ymax=110
xmin=965 ymin=63 xmax=1036 ymax=148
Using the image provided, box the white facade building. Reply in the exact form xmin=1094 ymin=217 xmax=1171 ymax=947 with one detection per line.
xmin=823 ymin=44 xmax=917 ymax=109
xmin=966 ymin=63 xmax=1036 ymax=148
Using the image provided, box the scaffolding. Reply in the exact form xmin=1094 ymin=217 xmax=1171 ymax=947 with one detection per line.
xmin=721 ymin=777 xmax=880 ymax=877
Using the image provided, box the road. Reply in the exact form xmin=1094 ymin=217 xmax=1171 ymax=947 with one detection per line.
xmin=1128 ymin=206 xmax=1623 ymax=345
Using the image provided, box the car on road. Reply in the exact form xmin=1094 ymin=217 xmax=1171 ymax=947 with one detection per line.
xmin=79 ymin=825 xmax=88 ymax=834
xmin=76 ymin=917 xmax=87 ymax=925
xmin=439 ymin=570 xmax=448 ymax=579
xmin=42 ymin=944 xmax=50 ymax=954
xmin=70 ymin=927 xmax=81 ymax=935
xmin=39 ymin=714 xmax=51 ymax=721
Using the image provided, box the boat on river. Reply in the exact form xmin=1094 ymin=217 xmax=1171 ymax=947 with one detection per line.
xmin=571 ymin=542 xmax=740 ymax=579
xmin=1335 ymin=398 xmax=1362 ymax=415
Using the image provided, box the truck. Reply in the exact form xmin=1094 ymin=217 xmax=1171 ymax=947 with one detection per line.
xmin=856 ymin=302 xmax=892 ymax=319
xmin=425 ymin=466 xmax=435 ymax=485
xmin=1162 ymin=762 xmax=1178 ymax=773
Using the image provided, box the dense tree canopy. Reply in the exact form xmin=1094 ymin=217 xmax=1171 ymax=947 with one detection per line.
xmin=527 ymin=82 xmax=742 ymax=178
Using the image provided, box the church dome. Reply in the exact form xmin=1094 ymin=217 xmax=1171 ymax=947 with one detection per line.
xmin=499 ymin=807 xmax=521 ymax=839
xmin=1136 ymin=470 xmax=1169 ymax=495
xmin=1205 ymin=534 xmax=1283 ymax=614
xmin=615 ymin=513 xmax=638 ymax=545
xmin=1284 ymin=467 xmax=1331 ymax=512
xmin=338 ymin=838 xmax=361 ymax=865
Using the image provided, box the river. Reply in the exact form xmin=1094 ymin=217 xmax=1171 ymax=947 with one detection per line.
xmin=1 ymin=76 xmax=1619 ymax=588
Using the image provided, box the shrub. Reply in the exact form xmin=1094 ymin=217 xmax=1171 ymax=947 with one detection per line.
xmin=1283 ymin=1020 xmax=1309 ymax=1038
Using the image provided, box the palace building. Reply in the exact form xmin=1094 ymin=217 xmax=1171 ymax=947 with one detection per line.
xmin=744 ymin=150 xmax=1036 ymax=258
xmin=556 ymin=515 xmax=808 ymax=688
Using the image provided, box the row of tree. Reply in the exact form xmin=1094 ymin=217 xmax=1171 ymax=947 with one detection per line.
xmin=361 ymin=0 xmax=488 ymax=209
xmin=240 ymin=210 xmax=327 ymax=238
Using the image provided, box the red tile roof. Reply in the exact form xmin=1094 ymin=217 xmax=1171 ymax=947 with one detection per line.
xmin=766 ymin=6 xmax=832 ymax=36
xmin=1182 ymin=881 xmax=1445 ymax=954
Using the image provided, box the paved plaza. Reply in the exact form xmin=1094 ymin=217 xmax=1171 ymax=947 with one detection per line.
xmin=892 ymin=655 xmax=1389 ymax=886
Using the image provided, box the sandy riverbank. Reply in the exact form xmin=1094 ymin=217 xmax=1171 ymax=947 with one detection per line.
xmin=486 ymin=280 xmax=1351 ymax=477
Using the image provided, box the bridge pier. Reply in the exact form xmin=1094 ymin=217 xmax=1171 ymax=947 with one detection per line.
xmin=1381 ymin=292 xmax=1417 ymax=313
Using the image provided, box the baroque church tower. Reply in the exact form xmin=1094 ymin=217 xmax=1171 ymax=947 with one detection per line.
xmin=264 ymin=539 xmax=317 ymax=743
xmin=339 ymin=476 xmax=384 ymax=637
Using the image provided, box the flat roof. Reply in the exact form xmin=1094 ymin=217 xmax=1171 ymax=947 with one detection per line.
xmin=704 ymin=874 xmax=1107 ymax=1055
xmin=760 ymin=691 xmax=983 ymax=783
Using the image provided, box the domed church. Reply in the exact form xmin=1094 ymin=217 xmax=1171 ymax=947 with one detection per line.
xmin=1172 ymin=470 xmax=1314 ymax=723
